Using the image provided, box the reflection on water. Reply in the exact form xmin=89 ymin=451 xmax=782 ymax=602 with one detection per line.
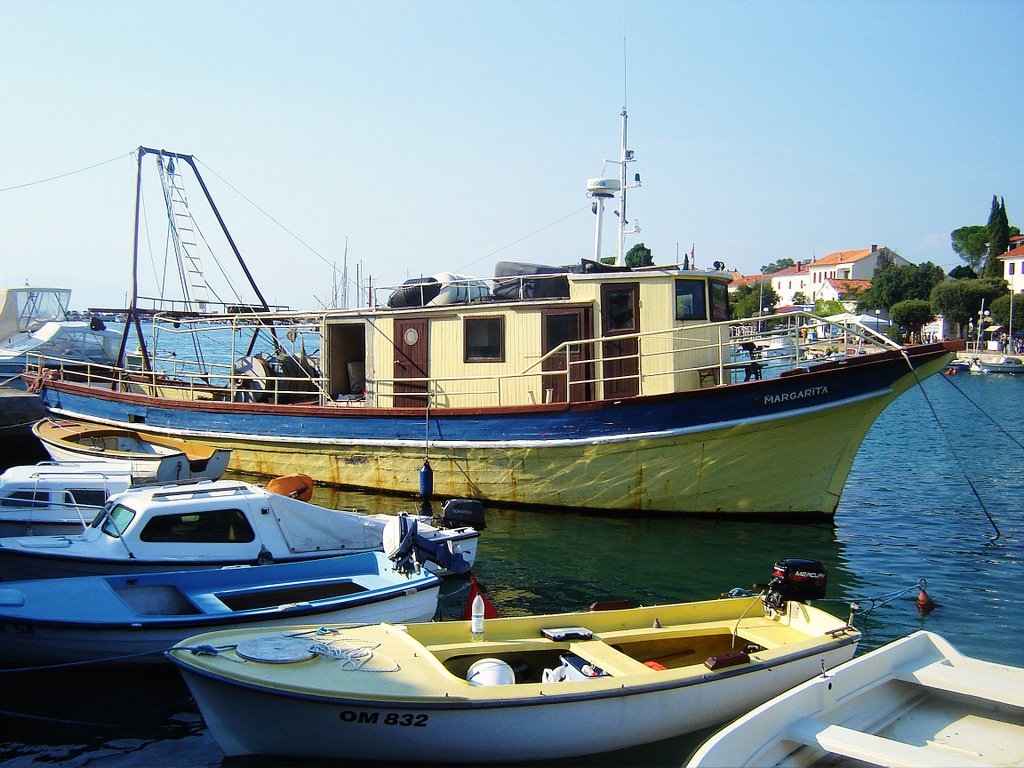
xmin=0 ymin=374 xmax=1021 ymax=766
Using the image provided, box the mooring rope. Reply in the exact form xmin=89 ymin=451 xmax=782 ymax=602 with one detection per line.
xmin=901 ymin=350 xmax=1001 ymax=539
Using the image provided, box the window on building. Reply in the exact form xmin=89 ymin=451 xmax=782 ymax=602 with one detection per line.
xmin=464 ymin=316 xmax=505 ymax=362
xmin=674 ymin=279 xmax=707 ymax=320
xmin=1010 ymin=263 xmax=1016 ymax=276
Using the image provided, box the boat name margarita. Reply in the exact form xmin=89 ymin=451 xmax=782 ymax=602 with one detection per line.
xmin=761 ymin=386 xmax=829 ymax=406
xmin=338 ymin=710 xmax=429 ymax=727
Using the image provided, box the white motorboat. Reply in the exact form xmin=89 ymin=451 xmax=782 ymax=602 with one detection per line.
xmin=969 ymin=355 xmax=1024 ymax=374
xmin=0 ymin=478 xmax=480 ymax=581
xmin=0 ymin=460 xmax=137 ymax=536
xmin=167 ymin=560 xmax=860 ymax=763
xmin=32 ymin=419 xmax=232 ymax=482
xmin=0 ymin=550 xmax=440 ymax=667
xmin=686 ymin=630 xmax=1024 ymax=767
xmin=0 ymin=286 xmax=119 ymax=387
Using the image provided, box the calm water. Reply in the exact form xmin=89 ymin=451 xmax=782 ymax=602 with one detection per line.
xmin=0 ymin=372 xmax=1021 ymax=766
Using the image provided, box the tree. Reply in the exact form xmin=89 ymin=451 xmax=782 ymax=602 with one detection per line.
xmin=792 ymin=291 xmax=808 ymax=305
xmin=890 ymin=299 xmax=933 ymax=337
xmin=931 ymin=278 xmax=1007 ymax=337
xmin=625 ymin=242 xmax=653 ymax=268
xmin=948 ymin=265 xmax=977 ymax=280
xmin=812 ymin=299 xmax=847 ymax=317
xmin=730 ymin=282 xmax=779 ymax=319
xmin=984 ymin=195 xmax=1010 ymax=278
xmin=873 ymin=248 xmax=897 ymax=272
xmin=760 ymin=258 xmax=795 ymax=274
xmin=951 ymin=225 xmax=988 ymax=271
xmin=864 ymin=260 xmax=945 ymax=310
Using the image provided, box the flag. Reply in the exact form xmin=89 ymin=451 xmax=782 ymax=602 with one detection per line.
xmin=462 ymin=575 xmax=498 ymax=619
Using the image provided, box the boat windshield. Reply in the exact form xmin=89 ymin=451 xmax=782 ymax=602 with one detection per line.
xmin=94 ymin=503 xmax=135 ymax=537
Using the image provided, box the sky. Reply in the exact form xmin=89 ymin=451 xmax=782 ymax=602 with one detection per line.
xmin=1 ymin=0 xmax=1022 ymax=311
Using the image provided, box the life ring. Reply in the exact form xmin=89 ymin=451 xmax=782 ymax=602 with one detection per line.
xmin=266 ymin=473 xmax=314 ymax=501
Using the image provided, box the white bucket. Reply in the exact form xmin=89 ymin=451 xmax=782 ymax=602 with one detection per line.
xmin=466 ymin=658 xmax=515 ymax=686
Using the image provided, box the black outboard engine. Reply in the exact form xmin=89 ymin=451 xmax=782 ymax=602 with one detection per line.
xmin=763 ymin=558 xmax=827 ymax=614
xmin=440 ymin=498 xmax=486 ymax=530
xmin=382 ymin=514 xmax=472 ymax=576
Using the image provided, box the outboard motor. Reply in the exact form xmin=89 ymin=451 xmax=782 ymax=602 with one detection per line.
xmin=763 ymin=558 xmax=827 ymax=614
xmin=441 ymin=498 xmax=486 ymax=530
xmin=382 ymin=514 xmax=472 ymax=576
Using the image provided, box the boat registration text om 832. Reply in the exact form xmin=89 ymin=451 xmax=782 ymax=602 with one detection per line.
xmin=338 ymin=710 xmax=429 ymax=727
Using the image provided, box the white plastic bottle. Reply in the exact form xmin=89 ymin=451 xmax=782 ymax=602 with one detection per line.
xmin=470 ymin=594 xmax=485 ymax=641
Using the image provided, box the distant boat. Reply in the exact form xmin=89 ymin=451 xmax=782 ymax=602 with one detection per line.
xmin=969 ymin=355 xmax=1024 ymax=374
xmin=0 ymin=460 xmax=137 ymax=536
xmin=0 ymin=551 xmax=440 ymax=667
xmin=32 ymin=419 xmax=232 ymax=482
xmin=0 ymin=286 xmax=119 ymax=387
xmin=686 ymin=630 xmax=1024 ymax=768
xmin=0 ymin=477 xmax=479 ymax=581
xmin=167 ymin=558 xmax=859 ymax=763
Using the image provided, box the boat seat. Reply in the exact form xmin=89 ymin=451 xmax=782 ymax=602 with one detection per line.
xmin=787 ymin=719 xmax=992 ymax=768
xmin=896 ymin=659 xmax=1024 ymax=708
xmin=735 ymin=622 xmax=808 ymax=649
xmin=568 ymin=640 xmax=658 ymax=676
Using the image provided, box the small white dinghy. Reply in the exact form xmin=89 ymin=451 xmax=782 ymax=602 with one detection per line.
xmin=686 ymin=630 xmax=1024 ymax=768
xmin=32 ymin=419 xmax=232 ymax=482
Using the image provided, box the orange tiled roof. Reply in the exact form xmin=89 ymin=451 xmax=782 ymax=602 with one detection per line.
xmin=812 ymin=248 xmax=874 ymax=266
xmin=769 ymin=263 xmax=808 ymax=277
xmin=998 ymin=244 xmax=1024 ymax=260
xmin=826 ymin=278 xmax=872 ymax=292
xmin=729 ymin=274 xmax=770 ymax=288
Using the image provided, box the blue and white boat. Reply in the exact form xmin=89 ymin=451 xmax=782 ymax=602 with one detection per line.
xmin=0 ymin=477 xmax=479 ymax=581
xmin=0 ymin=550 xmax=440 ymax=666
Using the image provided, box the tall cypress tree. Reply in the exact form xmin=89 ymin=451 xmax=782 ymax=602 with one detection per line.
xmin=984 ymin=195 xmax=1010 ymax=278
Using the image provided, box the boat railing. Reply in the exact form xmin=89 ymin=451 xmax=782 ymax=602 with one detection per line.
xmin=26 ymin=311 xmax=900 ymax=409
xmin=369 ymin=311 xmax=900 ymax=407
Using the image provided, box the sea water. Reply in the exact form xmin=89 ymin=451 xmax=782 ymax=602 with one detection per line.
xmin=0 ymin=372 xmax=1020 ymax=766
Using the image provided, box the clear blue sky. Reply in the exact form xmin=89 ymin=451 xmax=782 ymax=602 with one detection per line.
xmin=2 ymin=0 xmax=1022 ymax=310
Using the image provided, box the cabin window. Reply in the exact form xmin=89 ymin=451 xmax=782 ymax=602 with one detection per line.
xmin=0 ymin=490 xmax=48 ymax=507
xmin=674 ymin=280 xmax=707 ymax=321
xmin=64 ymin=489 xmax=108 ymax=507
xmin=464 ymin=316 xmax=505 ymax=362
xmin=604 ymin=287 xmax=638 ymax=332
xmin=709 ymin=281 xmax=730 ymax=321
xmin=99 ymin=503 xmax=135 ymax=537
xmin=139 ymin=508 xmax=256 ymax=544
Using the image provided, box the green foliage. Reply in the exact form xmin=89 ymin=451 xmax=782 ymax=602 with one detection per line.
xmin=951 ymin=225 xmax=988 ymax=271
xmin=984 ymin=196 xmax=1010 ymax=278
xmin=791 ymin=291 xmax=808 ymax=305
xmin=872 ymin=248 xmax=897 ymax=272
xmin=948 ymin=265 xmax=978 ymax=280
xmin=812 ymin=299 xmax=848 ymax=317
xmin=730 ymin=282 xmax=779 ymax=319
xmin=989 ymin=292 xmax=1024 ymax=334
xmin=930 ymin=278 xmax=1008 ymax=335
xmin=625 ymin=242 xmax=654 ymax=268
xmin=890 ymin=299 xmax=933 ymax=331
xmin=864 ymin=261 xmax=945 ymax=310
xmin=760 ymin=258 xmax=795 ymax=274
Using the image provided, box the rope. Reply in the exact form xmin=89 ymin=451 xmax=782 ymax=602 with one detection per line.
xmin=901 ymin=350 xmax=1001 ymax=539
xmin=817 ymin=579 xmax=927 ymax=616
xmin=0 ymin=706 xmax=201 ymax=733
xmin=0 ymin=648 xmax=168 ymax=673
xmin=0 ymin=152 xmax=134 ymax=193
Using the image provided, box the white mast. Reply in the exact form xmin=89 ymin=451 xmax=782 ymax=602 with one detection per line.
xmin=614 ymin=108 xmax=641 ymax=266
xmin=341 ymin=236 xmax=349 ymax=309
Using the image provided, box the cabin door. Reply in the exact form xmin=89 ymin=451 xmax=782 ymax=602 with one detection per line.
xmin=393 ymin=318 xmax=430 ymax=408
xmin=600 ymin=283 xmax=640 ymax=398
xmin=541 ymin=308 xmax=593 ymax=403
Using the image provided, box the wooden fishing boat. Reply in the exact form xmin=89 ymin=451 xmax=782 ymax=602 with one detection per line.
xmin=167 ymin=560 xmax=860 ymax=762
xmin=0 ymin=477 xmax=479 ymax=581
xmin=0 ymin=551 xmax=439 ymax=667
xmin=0 ymin=460 xmax=136 ymax=536
xmin=32 ymin=419 xmax=232 ymax=482
xmin=686 ymin=630 xmax=1024 ymax=768
xmin=29 ymin=138 xmax=954 ymax=517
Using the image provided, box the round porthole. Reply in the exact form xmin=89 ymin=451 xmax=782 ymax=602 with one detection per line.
xmin=403 ymin=328 xmax=419 ymax=346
